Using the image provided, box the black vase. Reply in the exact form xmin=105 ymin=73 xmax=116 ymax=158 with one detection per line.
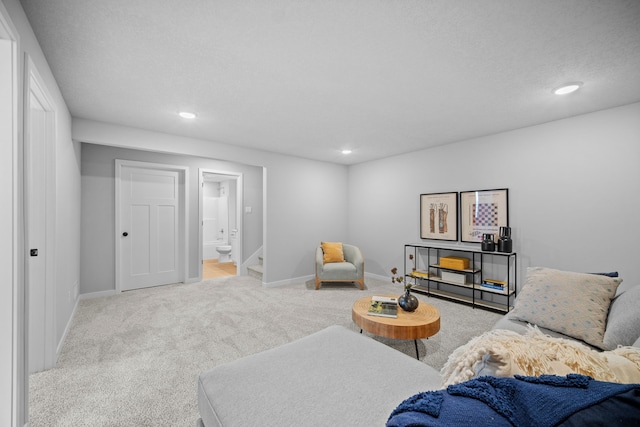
xmin=497 ymin=226 xmax=513 ymax=253
xmin=398 ymin=289 xmax=419 ymax=312
xmin=481 ymin=233 xmax=495 ymax=251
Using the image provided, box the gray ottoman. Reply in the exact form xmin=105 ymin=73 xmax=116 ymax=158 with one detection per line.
xmin=197 ymin=325 xmax=443 ymax=426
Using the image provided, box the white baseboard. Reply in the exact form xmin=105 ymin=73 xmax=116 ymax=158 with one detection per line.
xmin=263 ymin=274 xmax=314 ymax=288
xmin=365 ymin=272 xmax=388 ymax=282
xmin=56 ymin=295 xmax=80 ymax=362
xmin=57 ymin=288 xmax=120 ymax=360
xmin=56 ymin=289 xmax=120 ymax=360
xmin=264 ymin=272 xmax=387 ymax=288
xmin=79 ymin=289 xmax=118 ymax=300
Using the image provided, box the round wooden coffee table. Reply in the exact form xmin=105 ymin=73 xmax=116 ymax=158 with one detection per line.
xmin=352 ymin=295 xmax=440 ymax=359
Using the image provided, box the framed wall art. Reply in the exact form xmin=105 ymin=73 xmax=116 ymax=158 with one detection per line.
xmin=420 ymin=192 xmax=458 ymax=241
xmin=460 ymin=188 xmax=509 ymax=243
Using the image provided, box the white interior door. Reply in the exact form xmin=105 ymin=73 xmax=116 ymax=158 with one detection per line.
xmin=26 ymin=94 xmax=47 ymax=374
xmin=25 ymin=56 xmax=56 ymax=375
xmin=119 ymin=163 xmax=184 ymax=291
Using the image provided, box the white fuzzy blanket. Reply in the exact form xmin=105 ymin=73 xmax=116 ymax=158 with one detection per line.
xmin=441 ymin=326 xmax=640 ymax=386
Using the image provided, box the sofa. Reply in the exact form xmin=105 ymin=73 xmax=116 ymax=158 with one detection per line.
xmin=197 ymin=268 xmax=640 ymax=426
xmin=197 ymin=325 xmax=441 ymax=427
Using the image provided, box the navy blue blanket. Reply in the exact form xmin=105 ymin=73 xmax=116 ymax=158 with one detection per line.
xmin=387 ymin=374 xmax=640 ymax=427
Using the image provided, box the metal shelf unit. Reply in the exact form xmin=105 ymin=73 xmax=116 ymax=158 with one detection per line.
xmin=404 ymin=242 xmax=517 ymax=313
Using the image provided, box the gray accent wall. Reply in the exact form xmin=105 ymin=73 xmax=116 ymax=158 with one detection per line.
xmin=348 ymin=102 xmax=640 ymax=288
xmin=80 ymin=144 xmax=264 ymax=294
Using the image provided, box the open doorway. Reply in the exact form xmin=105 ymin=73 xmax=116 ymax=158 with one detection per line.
xmin=199 ymin=169 xmax=242 ymax=280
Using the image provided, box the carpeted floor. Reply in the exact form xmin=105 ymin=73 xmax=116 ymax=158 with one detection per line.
xmin=29 ymin=276 xmax=502 ymax=426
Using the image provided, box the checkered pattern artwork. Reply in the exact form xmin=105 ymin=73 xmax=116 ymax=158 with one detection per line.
xmin=472 ymin=203 xmax=499 ymax=227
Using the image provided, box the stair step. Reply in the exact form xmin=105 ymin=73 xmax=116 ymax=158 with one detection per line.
xmin=248 ymin=263 xmax=263 ymax=280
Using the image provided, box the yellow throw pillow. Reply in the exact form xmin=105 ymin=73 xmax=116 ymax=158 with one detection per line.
xmin=321 ymin=242 xmax=345 ymax=264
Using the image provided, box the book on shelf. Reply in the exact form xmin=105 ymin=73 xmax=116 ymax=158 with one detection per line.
xmin=484 ymin=278 xmax=507 ymax=286
xmin=480 ymin=282 xmax=506 ymax=291
xmin=409 ymin=270 xmax=429 ymax=278
xmin=368 ymin=300 xmax=398 ymax=318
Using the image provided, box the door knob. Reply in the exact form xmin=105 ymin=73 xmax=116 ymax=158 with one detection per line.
xmin=122 ymin=232 xmax=128 ymax=237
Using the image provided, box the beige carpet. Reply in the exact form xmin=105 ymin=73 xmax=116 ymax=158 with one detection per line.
xmin=29 ymin=276 xmax=502 ymax=426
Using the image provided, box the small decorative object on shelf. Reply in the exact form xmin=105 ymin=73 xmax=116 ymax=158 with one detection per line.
xmin=481 ymin=233 xmax=496 ymax=251
xmin=497 ymin=226 xmax=513 ymax=253
xmin=441 ymin=271 xmax=466 ymax=285
xmin=439 ymin=256 xmax=470 ymax=270
xmin=391 ymin=265 xmax=419 ymax=312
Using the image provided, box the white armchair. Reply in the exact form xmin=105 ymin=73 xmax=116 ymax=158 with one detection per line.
xmin=315 ymin=243 xmax=364 ymax=290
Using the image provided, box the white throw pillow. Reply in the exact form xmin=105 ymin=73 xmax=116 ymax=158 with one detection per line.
xmin=510 ymin=267 xmax=621 ymax=349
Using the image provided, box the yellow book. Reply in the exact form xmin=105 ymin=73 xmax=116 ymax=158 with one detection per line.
xmin=410 ymin=270 xmax=430 ymax=278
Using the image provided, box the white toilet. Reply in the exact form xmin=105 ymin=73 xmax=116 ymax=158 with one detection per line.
xmin=216 ymin=245 xmax=232 ymax=262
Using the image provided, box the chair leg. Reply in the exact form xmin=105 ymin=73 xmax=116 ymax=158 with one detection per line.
xmin=357 ymin=278 xmax=364 ymax=290
xmin=315 ymin=277 xmax=321 ymax=290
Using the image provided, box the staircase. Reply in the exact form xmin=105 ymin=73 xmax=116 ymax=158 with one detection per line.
xmin=247 ymin=255 xmax=263 ymax=281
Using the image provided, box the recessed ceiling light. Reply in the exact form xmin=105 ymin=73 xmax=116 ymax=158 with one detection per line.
xmin=553 ymin=82 xmax=582 ymax=95
xmin=178 ymin=111 xmax=197 ymax=119
xmin=341 ymin=149 xmax=352 ymax=155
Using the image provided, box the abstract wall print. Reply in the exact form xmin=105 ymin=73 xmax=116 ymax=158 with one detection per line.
xmin=420 ymin=192 xmax=458 ymax=241
xmin=460 ymin=188 xmax=509 ymax=243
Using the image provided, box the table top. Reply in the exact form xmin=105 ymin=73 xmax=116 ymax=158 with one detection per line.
xmin=352 ymin=294 xmax=440 ymax=340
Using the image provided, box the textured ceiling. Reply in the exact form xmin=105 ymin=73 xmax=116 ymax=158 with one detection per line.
xmin=20 ymin=0 xmax=640 ymax=164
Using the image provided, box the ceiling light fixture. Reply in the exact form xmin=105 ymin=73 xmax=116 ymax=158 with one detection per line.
xmin=341 ymin=149 xmax=352 ymax=155
xmin=553 ymin=82 xmax=582 ymax=95
xmin=178 ymin=111 xmax=197 ymax=119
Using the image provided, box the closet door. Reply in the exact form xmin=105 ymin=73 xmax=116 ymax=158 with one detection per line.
xmin=118 ymin=162 xmax=184 ymax=291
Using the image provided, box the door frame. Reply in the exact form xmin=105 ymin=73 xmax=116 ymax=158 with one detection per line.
xmin=0 ymin=3 xmax=24 ymax=425
xmin=198 ymin=168 xmax=243 ymax=279
xmin=24 ymin=53 xmax=57 ymax=372
xmin=115 ymin=160 xmax=189 ymax=292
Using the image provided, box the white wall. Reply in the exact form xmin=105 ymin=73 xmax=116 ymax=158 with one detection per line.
xmin=80 ymin=143 xmax=264 ymax=293
xmin=1 ymin=0 xmax=81 ymax=425
xmin=76 ymin=103 xmax=640 ymax=290
xmin=74 ymin=118 xmax=350 ymax=285
xmin=55 ymin=135 xmax=81 ymax=343
xmin=349 ymin=102 xmax=640 ymax=288
xmin=0 ymin=28 xmax=18 ymax=427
